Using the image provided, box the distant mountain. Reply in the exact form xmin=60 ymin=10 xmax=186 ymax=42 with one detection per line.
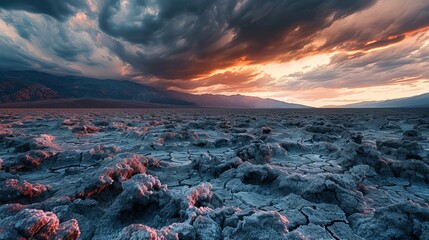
xmin=0 ymin=71 xmax=191 ymax=105
xmin=0 ymin=71 xmax=309 ymax=108
xmin=169 ymin=91 xmax=308 ymax=108
xmin=337 ymin=92 xmax=429 ymax=108
xmin=0 ymin=98 xmax=183 ymax=108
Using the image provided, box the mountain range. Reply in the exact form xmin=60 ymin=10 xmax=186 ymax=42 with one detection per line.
xmin=0 ymin=71 xmax=308 ymax=108
xmin=336 ymin=92 xmax=429 ymax=108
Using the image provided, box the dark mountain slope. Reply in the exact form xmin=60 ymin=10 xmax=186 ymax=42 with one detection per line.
xmin=0 ymin=71 xmax=310 ymax=108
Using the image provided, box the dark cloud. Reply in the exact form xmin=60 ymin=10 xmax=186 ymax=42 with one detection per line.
xmin=0 ymin=10 xmax=95 ymax=63
xmin=320 ymin=0 xmax=429 ymax=51
xmin=0 ymin=0 xmax=87 ymax=21
xmin=99 ymin=0 xmax=375 ymax=79
xmin=0 ymin=7 xmax=117 ymax=77
xmin=0 ymin=36 xmax=82 ymax=75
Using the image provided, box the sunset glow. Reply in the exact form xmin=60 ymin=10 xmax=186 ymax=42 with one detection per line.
xmin=0 ymin=0 xmax=428 ymax=107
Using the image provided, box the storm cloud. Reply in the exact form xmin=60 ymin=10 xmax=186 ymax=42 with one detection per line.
xmin=0 ymin=0 xmax=429 ymax=105
xmin=0 ymin=0 xmax=87 ymax=21
xmin=98 ymin=0 xmax=376 ymax=79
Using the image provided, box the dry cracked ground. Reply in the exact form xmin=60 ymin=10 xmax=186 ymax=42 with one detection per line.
xmin=0 ymin=108 xmax=429 ymax=240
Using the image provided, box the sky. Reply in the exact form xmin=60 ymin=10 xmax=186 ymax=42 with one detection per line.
xmin=0 ymin=0 xmax=429 ymax=107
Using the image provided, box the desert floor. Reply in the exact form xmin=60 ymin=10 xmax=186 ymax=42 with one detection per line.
xmin=0 ymin=108 xmax=428 ymax=239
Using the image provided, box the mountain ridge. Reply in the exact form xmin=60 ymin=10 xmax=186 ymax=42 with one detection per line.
xmin=332 ymin=92 xmax=429 ymax=108
xmin=0 ymin=71 xmax=309 ymax=108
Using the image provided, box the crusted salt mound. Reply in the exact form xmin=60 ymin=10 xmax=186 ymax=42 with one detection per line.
xmin=305 ymin=124 xmax=346 ymax=135
xmin=6 ymin=134 xmax=57 ymax=152
xmin=350 ymin=132 xmax=364 ymax=144
xmin=72 ymin=124 xmax=100 ymax=135
xmin=113 ymin=183 xmax=220 ymax=240
xmin=14 ymin=209 xmax=59 ymax=238
xmin=75 ymin=154 xmax=160 ymax=198
xmin=224 ymin=211 xmax=289 ymax=240
xmin=0 ymin=149 xmax=55 ymax=172
xmin=237 ymin=140 xmax=272 ymax=165
xmin=17 ymin=150 xmax=54 ymax=169
xmin=192 ymin=153 xmax=243 ymax=180
xmin=94 ymin=173 xmax=168 ymax=238
xmin=56 ymin=219 xmax=81 ymax=240
xmin=181 ymin=183 xmax=213 ymax=210
xmin=226 ymin=162 xmax=368 ymax=215
xmin=109 ymin=173 xmax=166 ymax=214
xmin=115 ymin=223 xmax=194 ymax=240
xmin=0 ymin=179 xmax=50 ymax=203
xmin=350 ymin=201 xmax=429 ymax=240
xmin=0 ymin=208 xmax=80 ymax=240
xmin=87 ymin=144 xmax=122 ymax=160
xmin=161 ymin=222 xmax=196 ymax=239
xmin=115 ymin=224 xmax=163 ymax=240
xmin=169 ymin=183 xmax=220 ymax=225
xmin=192 ymin=153 xmax=219 ymax=177
xmin=339 ymin=142 xmax=390 ymax=174
xmin=261 ymin=127 xmax=272 ymax=134
xmin=0 ymin=127 xmax=14 ymax=141
xmin=231 ymin=133 xmax=256 ymax=146
xmin=402 ymin=129 xmax=426 ymax=140
xmin=193 ymin=214 xmax=223 ymax=239
xmin=377 ymin=139 xmax=428 ymax=161
xmin=390 ymin=159 xmax=429 ymax=182
xmin=280 ymin=141 xmax=311 ymax=154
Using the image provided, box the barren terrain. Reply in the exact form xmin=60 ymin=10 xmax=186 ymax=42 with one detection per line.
xmin=0 ymin=108 xmax=428 ymax=239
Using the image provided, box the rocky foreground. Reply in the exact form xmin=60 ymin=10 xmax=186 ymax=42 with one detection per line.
xmin=0 ymin=108 xmax=428 ymax=240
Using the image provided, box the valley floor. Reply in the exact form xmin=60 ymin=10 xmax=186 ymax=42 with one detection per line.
xmin=0 ymin=108 xmax=428 ymax=239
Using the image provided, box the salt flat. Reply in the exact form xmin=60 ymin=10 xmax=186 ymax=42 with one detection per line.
xmin=0 ymin=108 xmax=428 ymax=239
